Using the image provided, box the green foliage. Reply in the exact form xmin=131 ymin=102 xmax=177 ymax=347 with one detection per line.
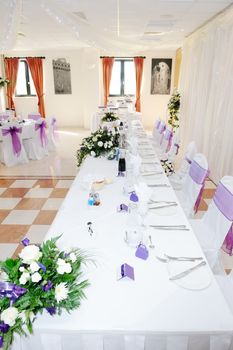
xmin=167 ymin=90 xmax=181 ymax=131
xmin=76 ymin=127 xmax=120 ymax=167
xmin=0 ymin=236 xmax=89 ymax=349
xmin=0 ymin=78 xmax=10 ymax=88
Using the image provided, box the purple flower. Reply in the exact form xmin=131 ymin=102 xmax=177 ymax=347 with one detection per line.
xmin=46 ymin=307 xmax=56 ymax=316
xmin=43 ymin=281 xmax=53 ymax=292
xmin=21 ymin=238 xmax=30 ymax=246
xmin=0 ymin=322 xmax=9 ymax=333
xmin=37 ymin=262 xmax=46 ymax=273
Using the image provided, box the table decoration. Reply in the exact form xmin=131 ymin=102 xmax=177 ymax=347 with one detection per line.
xmin=101 ymin=112 xmax=118 ymax=123
xmin=77 ymin=127 xmax=120 ymax=166
xmin=135 ymin=243 xmax=149 ymax=260
xmin=0 ymin=237 xmax=89 ymax=350
xmin=117 ymin=263 xmax=135 ymax=281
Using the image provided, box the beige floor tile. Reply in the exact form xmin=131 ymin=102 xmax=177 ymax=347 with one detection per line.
xmin=0 ymin=210 xmax=10 ymax=223
xmin=25 ymin=225 xmax=50 ymax=244
xmin=15 ymin=198 xmax=47 ymax=210
xmin=0 ymin=225 xmax=30 ymax=243
xmin=203 ymin=188 xmax=215 ymax=198
xmin=1 ymin=188 xmax=29 ymax=198
xmin=42 ymin=198 xmax=64 ymax=210
xmin=0 ymin=179 xmax=15 ymax=187
xmin=2 ymin=210 xmax=39 ymax=225
xmin=24 ymin=188 xmax=53 ymax=198
xmin=10 ymin=179 xmax=37 ymax=188
xmin=205 ymin=180 xmax=217 ymax=189
xmin=34 ymin=179 xmax=58 ymax=188
xmin=0 ymin=188 xmax=7 ymax=195
xmin=56 ymin=179 xmax=74 ymax=188
xmin=0 ymin=243 xmax=19 ymax=259
xmin=0 ymin=198 xmax=21 ymax=209
xmin=194 ymin=211 xmax=205 ymax=219
xmin=50 ymin=188 xmax=69 ymax=198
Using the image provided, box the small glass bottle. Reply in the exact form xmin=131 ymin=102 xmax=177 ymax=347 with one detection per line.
xmin=118 ymin=149 xmax=126 ymax=176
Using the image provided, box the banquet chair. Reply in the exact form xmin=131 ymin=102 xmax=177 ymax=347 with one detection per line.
xmin=153 ymin=120 xmax=166 ymax=147
xmin=23 ymin=118 xmax=48 ymax=160
xmin=175 ymin=153 xmax=209 ymax=218
xmin=190 ymin=176 xmax=233 ymax=270
xmin=0 ymin=113 xmax=10 ymax=121
xmin=152 ymin=119 xmax=161 ymax=141
xmin=28 ymin=113 xmax=41 ymax=121
xmin=169 ymin=141 xmax=197 ymax=190
xmin=47 ymin=116 xmax=58 ymax=152
xmin=0 ymin=123 xmax=28 ymax=166
xmin=160 ymin=126 xmax=173 ymax=154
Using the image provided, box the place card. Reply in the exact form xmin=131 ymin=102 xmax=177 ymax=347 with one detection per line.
xmin=117 ymin=263 xmax=135 ymax=281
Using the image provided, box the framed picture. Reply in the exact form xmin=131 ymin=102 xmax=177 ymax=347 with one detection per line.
xmin=53 ymin=58 xmax=72 ymax=94
xmin=151 ymin=58 xmax=172 ymax=95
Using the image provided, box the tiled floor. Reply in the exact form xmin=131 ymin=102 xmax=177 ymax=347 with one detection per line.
xmin=0 ymin=177 xmax=74 ymax=260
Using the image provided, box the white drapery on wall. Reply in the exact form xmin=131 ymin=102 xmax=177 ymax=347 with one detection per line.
xmin=179 ymin=6 xmax=233 ymax=183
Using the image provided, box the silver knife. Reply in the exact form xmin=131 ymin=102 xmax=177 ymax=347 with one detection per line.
xmin=142 ymin=172 xmax=163 ymax=176
xmin=148 ymin=184 xmax=170 ymax=188
xmin=169 ymin=261 xmax=207 ymax=280
xmin=149 ymin=203 xmax=178 ymax=210
xmin=165 ymin=254 xmax=203 ymax=261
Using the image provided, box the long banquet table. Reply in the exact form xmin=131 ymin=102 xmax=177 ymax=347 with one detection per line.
xmin=13 ymin=123 xmax=233 ymax=350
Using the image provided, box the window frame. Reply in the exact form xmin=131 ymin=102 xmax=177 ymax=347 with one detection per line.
xmin=15 ymin=59 xmax=36 ymax=97
xmin=109 ymin=58 xmax=135 ymax=97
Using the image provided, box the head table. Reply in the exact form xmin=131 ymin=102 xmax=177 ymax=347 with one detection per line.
xmin=12 ymin=122 xmax=233 ymax=350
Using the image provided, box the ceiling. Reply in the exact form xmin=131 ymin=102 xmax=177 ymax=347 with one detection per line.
xmin=0 ymin=0 xmax=232 ymax=53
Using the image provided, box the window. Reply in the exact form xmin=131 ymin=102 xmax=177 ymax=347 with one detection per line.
xmin=109 ymin=59 xmax=136 ymax=96
xmin=15 ymin=60 xmax=36 ymax=96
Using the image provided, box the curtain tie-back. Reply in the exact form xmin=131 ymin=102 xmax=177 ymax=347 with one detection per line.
xmin=2 ymin=127 xmax=22 ymax=156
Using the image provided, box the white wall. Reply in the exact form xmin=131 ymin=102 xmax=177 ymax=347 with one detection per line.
xmin=1 ymin=48 xmax=176 ymax=130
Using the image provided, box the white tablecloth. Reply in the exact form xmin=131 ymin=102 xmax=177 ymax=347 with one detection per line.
xmin=12 ymin=127 xmax=233 ymax=350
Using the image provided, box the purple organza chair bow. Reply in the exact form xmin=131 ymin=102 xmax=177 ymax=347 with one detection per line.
xmin=2 ymin=126 xmax=22 ymax=157
xmin=51 ymin=117 xmax=57 ymax=135
xmin=164 ymin=129 xmax=173 ymax=152
xmin=158 ymin=123 xmax=166 ymax=145
xmin=155 ymin=120 xmax=161 ymax=129
xmin=213 ymin=182 xmax=233 ymax=255
xmin=35 ymin=120 xmax=48 ymax=147
xmin=28 ymin=113 xmax=41 ymax=121
xmin=189 ymin=160 xmax=210 ymax=212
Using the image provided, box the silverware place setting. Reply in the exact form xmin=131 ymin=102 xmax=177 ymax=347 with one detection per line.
xmin=169 ymin=261 xmax=207 ymax=281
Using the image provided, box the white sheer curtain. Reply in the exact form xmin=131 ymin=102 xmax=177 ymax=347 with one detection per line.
xmin=179 ymin=7 xmax=233 ymax=183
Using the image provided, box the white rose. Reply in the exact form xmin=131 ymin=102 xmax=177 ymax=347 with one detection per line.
xmin=90 ymin=151 xmax=96 ymax=157
xmin=19 ymin=266 xmax=25 ymax=272
xmin=88 ymin=145 xmax=92 ymax=150
xmin=57 ymin=258 xmax=72 ymax=275
xmin=31 ymin=272 xmax=42 ymax=283
xmin=19 ymin=245 xmax=42 ymax=264
xmin=55 ymin=283 xmax=68 ymax=303
xmin=104 ymin=142 xmax=108 ymax=149
xmin=92 ymin=137 xmax=97 ymax=142
xmin=0 ymin=270 xmax=8 ymax=281
xmin=97 ymin=141 xmax=103 ymax=147
xmin=29 ymin=262 xmax=40 ymax=273
xmin=19 ymin=272 xmax=30 ymax=285
xmin=1 ymin=307 xmax=19 ymax=326
xmin=108 ymin=141 xmax=113 ymax=147
xmin=69 ymin=253 xmax=76 ymax=263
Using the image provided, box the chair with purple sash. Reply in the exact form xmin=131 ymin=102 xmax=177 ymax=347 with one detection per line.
xmin=175 ymin=153 xmax=209 ymax=218
xmin=169 ymin=141 xmax=197 ymax=190
xmin=48 ymin=116 xmax=58 ymax=152
xmin=23 ymin=118 xmax=48 ymax=160
xmin=190 ymin=176 xmax=233 ymax=271
xmin=0 ymin=123 xmax=28 ymax=166
xmin=152 ymin=118 xmax=161 ymax=140
xmin=160 ymin=127 xmax=173 ymax=154
xmin=28 ymin=113 xmax=41 ymax=121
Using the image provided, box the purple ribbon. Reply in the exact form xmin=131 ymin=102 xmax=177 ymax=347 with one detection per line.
xmin=189 ymin=160 xmax=210 ymax=213
xmin=164 ymin=129 xmax=173 ymax=152
xmin=2 ymin=127 xmax=22 ymax=157
xmin=174 ymin=143 xmax=180 ymax=155
xmin=0 ymin=281 xmax=27 ymax=306
xmin=213 ymin=182 xmax=233 ymax=256
xmin=155 ymin=120 xmax=161 ymax=129
xmin=35 ymin=120 xmax=48 ymax=147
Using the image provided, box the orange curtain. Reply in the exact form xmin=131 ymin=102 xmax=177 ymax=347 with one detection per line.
xmin=4 ymin=57 xmax=19 ymax=110
xmin=134 ymin=57 xmax=144 ymax=112
xmin=27 ymin=57 xmax=45 ymax=117
xmin=102 ymin=57 xmax=114 ymax=106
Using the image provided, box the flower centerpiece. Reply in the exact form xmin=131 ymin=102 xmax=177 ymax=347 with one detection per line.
xmin=167 ymin=89 xmax=181 ymax=131
xmin=0 ymin=236 xmax=89 ymax=350
xmin=101 ymin=112 xmax=118 ymax=123
xmin=0 ymin=78 xmax=10 ymax=88
xmin=77 ymin=127 xmax=120 ymax=166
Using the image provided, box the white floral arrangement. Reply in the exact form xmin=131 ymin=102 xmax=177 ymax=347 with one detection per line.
xmin=0 ymin=78 xmax=10 ymax=88
xmin=0 ymin=236 xmax=89 ymax=350
xmin=77 ymin=127 xmax=120 ymax=166
xmin=167 ymin=89 xmax=181 ymax=131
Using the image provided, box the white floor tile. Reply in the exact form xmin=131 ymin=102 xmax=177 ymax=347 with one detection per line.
xmin=10 ymin=180 xmax=37 ymax=188
xmin=56 ymin=180 xmax=74 ymax=188
xmin=0 ymin=198 xmax=21 ymax=209
xmin=194 ymin=211 xmax=205 ymax=219
xmin=25 ymin=225 xmax=50 ymax=243
xmin=24 ymin=188 xmax=53 ymax=198
xmin=42 ymin=198 xmax=64 ymax=210
xmin=2 ymin=210 xmax=39 ymax=225
xmin=0 ymin=243 xmax=18 ymax=260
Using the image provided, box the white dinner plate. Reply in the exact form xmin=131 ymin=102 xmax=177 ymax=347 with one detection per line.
xmin=167 ymin=260 xmax=212 ymax=290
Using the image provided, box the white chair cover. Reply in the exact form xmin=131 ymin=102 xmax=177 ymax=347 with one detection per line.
xmin=0 ymin=123 xmax=28 ymax=166
xmin=169 ymin=141 xmax=197 ymax=190
xmin=23 ymin=118 xmax=48 ymax=160
xmin=190 ymin=176 xmax=233 ymax=269
xmin=175 ymin=153 xmax=208 ymax=218
xmin=28 ymin=113 xmax=41 ymax=121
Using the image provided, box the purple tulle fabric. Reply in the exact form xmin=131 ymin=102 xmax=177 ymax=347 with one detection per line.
xmin=35 ymin=120 xmax=48 ymax=147
xmin=189 ymin=160 xmax=209 ymax=212
xmin=164 ymin=129 xmax=173 ymax=152
xmin=2 ymin=127 xmax=22 ymax=156
xmin=213 ymin=182 xmax=233 ymax=255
